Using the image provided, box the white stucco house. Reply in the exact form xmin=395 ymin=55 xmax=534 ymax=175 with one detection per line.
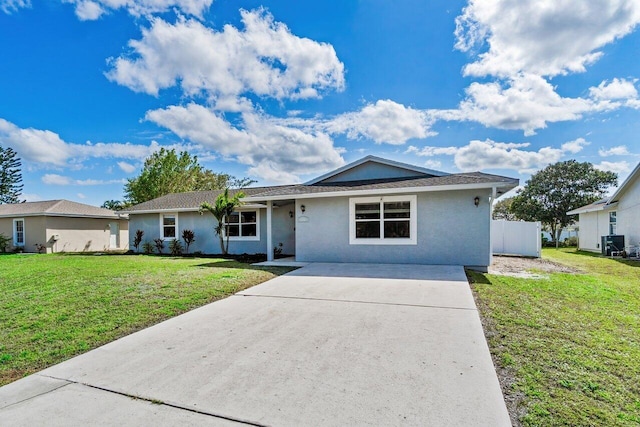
xmin=567 ymin=161 xmax=640 ymax=254
xmin=126 ymin=156 xmax=518 ymax=271
xmin=0 ymin=200 xmax=129 ymax=253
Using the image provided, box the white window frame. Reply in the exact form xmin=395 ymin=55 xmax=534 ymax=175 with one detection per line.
xmin=609 ymin=211 xmax=617 ymax=235
xmin=13 ymin=218 xmax=25 ymax=247
xmin=223 ymin=209 xmax=260 ymax=241
xmin=159 ymin=213 xmax=179 ymax=240
xmin=349 ymin=195 xmax=417 ymax=245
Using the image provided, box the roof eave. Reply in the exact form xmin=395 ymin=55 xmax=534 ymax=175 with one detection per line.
xmin=245 ymin=181 xmax=518 ymax=202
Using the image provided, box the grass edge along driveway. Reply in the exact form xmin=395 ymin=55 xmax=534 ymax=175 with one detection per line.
xmin=469 ymin=248 xmax=640 ymax=427
xmin=0 ymin=254 xmax=293 ymax=386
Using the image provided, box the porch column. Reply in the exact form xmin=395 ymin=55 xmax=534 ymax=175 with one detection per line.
xmin=266 ymin=200 xmax=273 ymax=261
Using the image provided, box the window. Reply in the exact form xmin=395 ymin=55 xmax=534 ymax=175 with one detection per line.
xmin=349 ymin=196 xmax=417 ymax=245
xmin=609 ymin=211 xmax=617 ymax=235
xmin=160 ymin=214 xmax=178 ymax=239
xmin=13 ymin=219 xmax=25 ymax=246
xmin=224 ymin=210 xmax=259 ymax=241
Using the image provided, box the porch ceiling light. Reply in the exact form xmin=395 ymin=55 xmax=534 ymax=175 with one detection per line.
xmin=474 ymin=196 xmax=480 ymax=207
xmin=300 ymin=204 xmax=306 ymax=213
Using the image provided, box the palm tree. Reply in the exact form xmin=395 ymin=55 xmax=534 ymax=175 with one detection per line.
xmin=200 ymin=188 xmax=245 ymax=255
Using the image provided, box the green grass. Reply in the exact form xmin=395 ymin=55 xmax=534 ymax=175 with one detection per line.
xmin=0 ymin=254 xmax=292 ymax=386
xmin=469 ymin=248 xmax=640 ymax=426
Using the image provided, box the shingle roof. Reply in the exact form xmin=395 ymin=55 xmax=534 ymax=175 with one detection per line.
xmin=0 ymin=200 xmax=122 ymax=218
xmin=248 ymin=172 xmax=519 ymax=198
xmin=125 ymin=172 xmax=518 ymax=212
xmin=124 ymin=186 xmax=297 ymax=212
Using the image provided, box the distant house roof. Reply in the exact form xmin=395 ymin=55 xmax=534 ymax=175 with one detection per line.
xmin=0 ymin=200 xmax=123 ymax=219
xmin=566 ymin=198 xmax=617 ymax=215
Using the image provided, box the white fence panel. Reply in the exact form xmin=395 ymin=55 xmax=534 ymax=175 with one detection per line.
xmin=492 ymin=220 xmax=541 ymax=258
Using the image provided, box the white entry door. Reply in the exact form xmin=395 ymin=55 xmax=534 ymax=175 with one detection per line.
xmin=109 ymin=222 xmax=118 ymax=249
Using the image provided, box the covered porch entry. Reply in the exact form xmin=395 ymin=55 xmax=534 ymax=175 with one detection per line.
xmin=264 ymin=198 xmax=297 ymax=262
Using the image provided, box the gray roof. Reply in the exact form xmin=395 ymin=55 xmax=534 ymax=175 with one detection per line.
xmin=251 ymin=172 xmax=518 ymax=198
xmin=125 ymin=172 xmax=518 ymax=212
xmin=0 ymin=200 xmax=122 ymax=219
xmin=124 ymin=186 xmax=296 ymax=212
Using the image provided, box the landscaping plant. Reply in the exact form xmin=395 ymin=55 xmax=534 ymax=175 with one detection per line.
xmin=169 ymin=238 xmax=183 ymax=256
xmin=181 ymin=229 xmax=195 ymax=253
xmin=133 ymin=229 xmax=144 ymax=252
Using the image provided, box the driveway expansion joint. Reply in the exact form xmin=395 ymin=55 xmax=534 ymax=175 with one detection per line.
xmin=236 ymin=293 xmax=477 ymax=311
xmin=38 ymin=374 xmax=268 ymax=427
xmin=0 ymin=375 xmax=71 ymax=410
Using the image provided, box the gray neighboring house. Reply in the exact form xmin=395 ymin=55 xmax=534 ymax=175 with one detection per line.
xmin=126 ymin=156 xmax=518 ymax=271
xmin=0 ymin=200 xmax=129 ymax=253
xmin=568 ymin=161 xmax=640 ymax=253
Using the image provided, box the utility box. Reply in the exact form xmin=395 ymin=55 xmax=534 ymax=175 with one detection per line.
xmin=601 ymin=235 xmax=625 ymax=256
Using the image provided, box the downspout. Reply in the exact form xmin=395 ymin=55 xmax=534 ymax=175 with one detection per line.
xmin=266 ymin=200 xmax=273 ymax=262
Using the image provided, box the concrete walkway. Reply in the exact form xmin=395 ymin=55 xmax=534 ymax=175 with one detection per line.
xmin=0 ymin=263 xmax=510 ymax=426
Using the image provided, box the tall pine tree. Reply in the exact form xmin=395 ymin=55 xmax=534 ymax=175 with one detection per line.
xmin=0 ymin=145 xmax=24 ymax=204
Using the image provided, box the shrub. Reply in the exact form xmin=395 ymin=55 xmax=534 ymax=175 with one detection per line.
xmin=133 ymin=230 xmax=144 ymax=252
xmin=0 ymin=233 xmax=10 ymax=253
xmin=142 ymin=241 xmax=154 ymax=254
xmin=181 ymin=229 xmax=195 ymax=254
xmin=169 ymin=239 xmax=183 ymax=256
xmin=564 ymin=236 xmax=578 ymax=247
xmin=153 ymin=238 xmax=165 ymax=254
xmin=34 ymin=243 xmax=46 ymax=254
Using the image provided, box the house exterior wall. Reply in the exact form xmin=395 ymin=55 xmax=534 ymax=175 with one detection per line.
xmin=577 ymin=210 xmax=613 ymax=252
xmin=0 ymin=216 xmax=46 ymax=252
xmin=321 ymin=162 xmax=426 ymax=183
xmin=128 ymin=209 xmax=292 ymax=255
xmin=294 ymin=189 xmax=492 ymax=269
xmin=616 ymin=172 xmax=640 ymax=248
xmin=45 ymin=217 xmax=129 ymax=253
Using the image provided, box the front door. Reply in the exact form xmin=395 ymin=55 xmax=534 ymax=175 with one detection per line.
xmin=109 ymin=222 xmax=118 ymax=249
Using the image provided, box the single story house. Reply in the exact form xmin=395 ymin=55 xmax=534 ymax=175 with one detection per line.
xmin=0 ymin=200 xmax=129 ymax=253
xmin=567 ymin=161 xmax=640 ymax=253
xmin=127 ymin=156 xmax=518 ymax=271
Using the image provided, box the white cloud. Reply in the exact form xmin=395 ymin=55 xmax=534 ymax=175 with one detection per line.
xmin=455 ymin=0 xmax=640 ymax=78
xmin=437 ymin=74 xmax=594 ymax=135
xmin=325 ymin=100 xmax=436 ymax=145
xmin=106 ymin=9 xmax=345 ymax=104
xmin=62 ymin=0 xmax=212 ymax=20
xmin=0 ymin=0 xmax=29 ymax=13
xmin=42 ymin=174 xmax=72 ymax=185
xmin=117 ymin=161 xmax=137 ymax=173
xmin=42 ymin=174 xmax=125 ymax=186
xmin=589 ymin=78 xmax=638 ymax=100
xmin=423 ymin=159 xmax=442 ymax=170
xmin=599 ymin=145 xmax=630 ymax=157
xmin=407 ymin=138 xmax=589 ymax=173
xmin=0 ymin=117 xmax=190 ymax=167
xmin=145 ymin=103 xmax=345 ymax=182
xmin=561 ymin=138 xmax=590 ymax=154
xmin=595 ymin=160 xmax=631 ymax=175
xmin=77 ymin=192 xmax=87 ymax=199
xmin=22 ymin=193 xmax=43 ymax=202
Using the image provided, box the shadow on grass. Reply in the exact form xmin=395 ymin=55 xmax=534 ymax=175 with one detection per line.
xmin=559 ymin=248 xmax=640 ymax=268
xmin=466 ymin=269 xmax=492 ymax=284
xmin=193 ymin=260 xmax=296 ymax=275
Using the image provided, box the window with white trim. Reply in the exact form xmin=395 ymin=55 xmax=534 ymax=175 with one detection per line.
xmin=224 ymin=210 xmax=260 ymax=241
xmin=160 ymin=214 xmax=177 ymax=239
xmin=13 ymin=218 xmax=25 ymax=246
xmin=349 ymin=195 xmax=417 ymax=245
xmin=609 ymin=211 xmax=617 ymax=235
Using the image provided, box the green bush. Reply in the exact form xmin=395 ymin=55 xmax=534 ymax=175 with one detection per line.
xmin=142 ymin=241 xmax=154 ymax=254
xmin=169 ymin=239 xmax=183 ymax=256
xmin=0 ymin=234 xmax=10 ymax=253
xmin=564 ymin=236 xmax=578 ymax=247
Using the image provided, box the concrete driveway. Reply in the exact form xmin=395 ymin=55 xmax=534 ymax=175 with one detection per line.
xmin=0 ymin=263 xmax=510 ymax=426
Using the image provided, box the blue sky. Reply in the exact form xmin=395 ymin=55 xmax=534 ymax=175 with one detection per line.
xmin=1 ymin=0 xmax=639 ymax=206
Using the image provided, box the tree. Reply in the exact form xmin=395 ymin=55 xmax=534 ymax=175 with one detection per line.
xmin=492 ymin=197 xmax=518 ymax=221
xmin=101 ymin=200 xmax=131 ymax=211
xmin=510 ymin=160 xmax=617 ymax=247
xmin=0 ymin=145 xmax=24 ymax=204
xmin=200 ymin=189 xmax=245 ymax=255
xmin=124 ymin=148 xmax=255 ymax=205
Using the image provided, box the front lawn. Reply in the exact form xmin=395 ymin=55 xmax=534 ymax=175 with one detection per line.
xmin=470 ymin=249 xmax=640 ymax=426
xmin=0 ymin=254 xmax=292 ymax=386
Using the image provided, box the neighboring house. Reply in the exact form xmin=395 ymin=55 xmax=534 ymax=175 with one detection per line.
xmin=126 ymin=156 xmax=518 ymax=271
xmin=0 ymin=200 xmax=129 ymax=253
xmin=567 ymin=161 xmax=640 ymax=253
